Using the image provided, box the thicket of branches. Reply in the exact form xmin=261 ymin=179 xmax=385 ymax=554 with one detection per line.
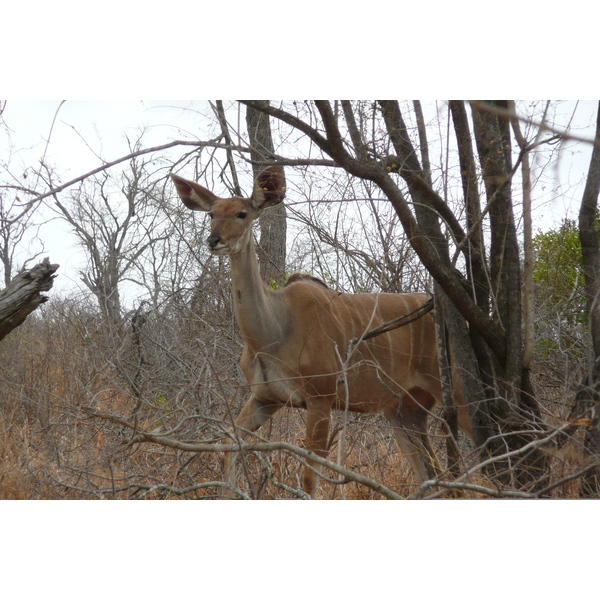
xmin=0 ymin=100 xmax=598 ymax=499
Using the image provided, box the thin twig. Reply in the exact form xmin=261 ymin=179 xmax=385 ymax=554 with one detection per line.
xmin=349 ymin=297 xmax=434 ymax=345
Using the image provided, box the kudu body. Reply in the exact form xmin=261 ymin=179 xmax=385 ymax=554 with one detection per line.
xmin=171 ymin=166 xmax=473 ymax=497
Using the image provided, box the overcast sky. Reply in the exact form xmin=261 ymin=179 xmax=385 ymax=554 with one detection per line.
xmin=2 ymin=100 xmax=212 ymax=297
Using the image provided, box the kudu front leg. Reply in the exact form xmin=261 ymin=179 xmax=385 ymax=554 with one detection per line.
xmin=302 ymin=398 xmax=332 ymax=498
xmin=223 ymin=394 xmax=281 ymax=498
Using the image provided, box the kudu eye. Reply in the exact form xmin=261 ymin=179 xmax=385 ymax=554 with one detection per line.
xmin=237 ymin=212 xmax=247 ymax=219
xmin=208 ymin=212 xmax=214 ymax=219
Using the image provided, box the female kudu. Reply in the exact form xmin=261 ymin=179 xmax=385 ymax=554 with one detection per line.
xmin=171 ymin=166 xmax=473 ymax=497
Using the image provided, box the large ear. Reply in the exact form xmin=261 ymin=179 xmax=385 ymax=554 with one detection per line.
xmin=170 ymin=173 xmax=219 ymax=212
xmin=250 ymin=165 xmax=286 ymax=210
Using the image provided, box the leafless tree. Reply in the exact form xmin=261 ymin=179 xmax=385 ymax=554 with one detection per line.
xmin=47 ymin=151 xmax=168 ymax=324
xmin=245 ymin=100 xmax=287 ymax=284
xmin=0 ymin=192 xmax=47 ymax=287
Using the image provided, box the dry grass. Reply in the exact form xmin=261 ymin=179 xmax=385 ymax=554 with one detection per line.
xmin=0 ymin=297 xmax=592 ymax=500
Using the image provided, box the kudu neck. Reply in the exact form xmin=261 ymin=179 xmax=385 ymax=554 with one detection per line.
xmin=228 ymin=231 xmax=285 ymax=349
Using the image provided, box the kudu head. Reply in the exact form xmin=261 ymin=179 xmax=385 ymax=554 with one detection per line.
xmin=170 ymin=166 xmax=286 ymax=256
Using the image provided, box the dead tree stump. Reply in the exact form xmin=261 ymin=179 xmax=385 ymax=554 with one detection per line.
xmin=0 ymin=257 xmax=59 ymax=341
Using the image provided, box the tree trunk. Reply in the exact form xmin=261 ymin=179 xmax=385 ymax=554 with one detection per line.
xmin=0 ymin=257 xmax=59 ymax=341
xmin=449 ymin=100 xmax=489 ymax=312
xmin=471 ymin=101 xmax=524 ymax=399
xmin=579 ymin=103 xmax=600 ymax=357
xmin=246 ymin=101 xmax=287 ymax=284
xmin=81 ymin=253 xmax=122 ymax=326
xmin=575 ymin=101 xmax=600 ymax=495
xmin=470 ymin=101 xmax=548 ymax=489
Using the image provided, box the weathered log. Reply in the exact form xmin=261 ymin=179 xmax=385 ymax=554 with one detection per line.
xmin=0 ymin=257 xmax=59 ymax=341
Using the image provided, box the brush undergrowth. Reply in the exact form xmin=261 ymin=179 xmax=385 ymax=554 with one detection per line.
xmin=0 ymin=297 xmax=588 ymax=500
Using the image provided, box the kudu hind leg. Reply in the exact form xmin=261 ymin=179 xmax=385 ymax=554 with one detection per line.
xmin=224 ymin=394 xmax=281 ymax=497
xmin=384 ymin=387 xmax=441 ymax=484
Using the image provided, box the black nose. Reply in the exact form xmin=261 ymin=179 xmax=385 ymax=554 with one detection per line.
xmin=207 ymin=235 xmax=220 ymax=249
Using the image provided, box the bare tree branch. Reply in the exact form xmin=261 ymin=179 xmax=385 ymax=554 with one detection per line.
xmin=85 ymin=409 xmax=404 ymax=500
